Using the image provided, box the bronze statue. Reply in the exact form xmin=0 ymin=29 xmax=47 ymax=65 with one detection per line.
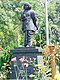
xmin=21 ymin=2 xmax=38 ymax=47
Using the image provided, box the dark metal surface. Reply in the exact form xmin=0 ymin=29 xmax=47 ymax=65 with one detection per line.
xmin=10 ymin=47 xmax=44 ymax=53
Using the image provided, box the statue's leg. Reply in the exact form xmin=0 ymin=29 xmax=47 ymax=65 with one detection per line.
xmin=27 ymin=30 xmax=32 ymax=47
xmin=24 ymin=31 xmax=28 ymax=47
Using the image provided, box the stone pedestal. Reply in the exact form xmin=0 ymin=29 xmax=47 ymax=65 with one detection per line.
xmin=10 ymin=47 xmax=44 ymax=79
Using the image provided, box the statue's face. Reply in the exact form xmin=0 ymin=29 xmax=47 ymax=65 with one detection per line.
xmin=24 ymin=3 xmax=31 ymax=10
xmin=24 ymin=5 xmax=29 ymax=10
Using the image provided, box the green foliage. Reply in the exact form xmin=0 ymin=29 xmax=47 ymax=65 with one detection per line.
xmin=0 ymin=0 xmax=23 ymax=48
xmin=0 ymin=49 xmax=12 ymax=79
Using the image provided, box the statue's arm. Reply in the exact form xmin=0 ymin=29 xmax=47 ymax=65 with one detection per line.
xmin=21 ymin=12 xmax=24 ymax=32
xmin=31 ymin=11 xmax=38 ymax=30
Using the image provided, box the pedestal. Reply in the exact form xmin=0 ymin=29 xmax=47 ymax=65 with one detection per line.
xmin=10 ymin=47 xmax=44 ymax=79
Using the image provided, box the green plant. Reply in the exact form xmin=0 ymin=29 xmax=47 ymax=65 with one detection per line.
xmin=0 ymin=48 xmax=12 ymax=79
xmin=11 ymin=56 xmax=51 ymax=80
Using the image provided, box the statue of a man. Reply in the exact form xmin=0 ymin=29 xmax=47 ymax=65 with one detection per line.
xmin=21 ymin=2 xmax=38 ymax=47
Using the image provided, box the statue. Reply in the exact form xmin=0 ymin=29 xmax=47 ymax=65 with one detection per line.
xmin=21 ymin=2 xmax=38 ymax=47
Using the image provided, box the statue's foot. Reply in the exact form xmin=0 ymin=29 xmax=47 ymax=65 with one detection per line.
xmin=26 ymin=45 xmax=29 ymax=47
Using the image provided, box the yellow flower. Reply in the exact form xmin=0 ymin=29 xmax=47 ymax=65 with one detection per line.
xmin=54 ymin=74 xmax=60 ymax=80
xmin=38 ymin=64 xmax=41 ymax=67
xmin=29 ymin=74 xmax=35 ymax=78
xmin=35 ymin=64 xmax=41 ymax=67
xmin=41 ymin=67 xmax=46 ymax=71
xmin=56 ymin=54 xmax=59 ymax=57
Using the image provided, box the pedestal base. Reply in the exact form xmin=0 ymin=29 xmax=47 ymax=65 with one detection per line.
xmin=10 ymin=47 xmax=44 ymax=79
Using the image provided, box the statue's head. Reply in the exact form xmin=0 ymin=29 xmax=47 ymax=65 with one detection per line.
xmin=23 ymin=2 xmax=31 ymax=10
